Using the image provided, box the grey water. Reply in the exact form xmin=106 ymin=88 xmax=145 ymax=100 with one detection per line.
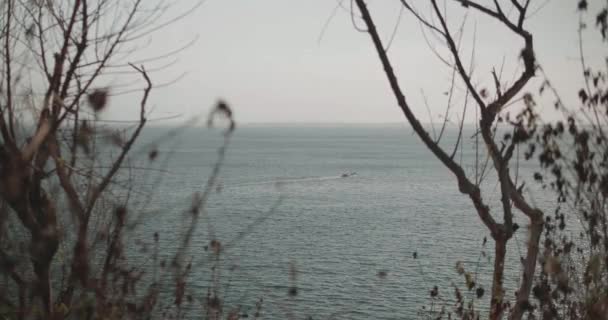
xmin=123 ymin=125 xmax=555 ymax=319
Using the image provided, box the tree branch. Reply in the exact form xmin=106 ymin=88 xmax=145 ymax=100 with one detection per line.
xmin=431 ymin=0 xmax=487 ymax=111
xmin=354 ymin=0 xmax=500 ymax=235
xmin=84 ymin=64 xmax=150 ymax=216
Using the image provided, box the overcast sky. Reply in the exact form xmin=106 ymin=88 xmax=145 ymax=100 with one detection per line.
xmin=102 ymin=0 xmax=605 ymax=125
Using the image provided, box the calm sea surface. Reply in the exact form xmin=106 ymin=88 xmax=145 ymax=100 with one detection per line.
xmin=121 ymin=125 xmax=555 ymax=319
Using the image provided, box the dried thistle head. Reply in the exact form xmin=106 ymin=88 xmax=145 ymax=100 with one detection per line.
xmin=148 ymin=149 xmax=158 ymax=161
xmin=87 ymin=89 xmax=109 ymax=112
xmin=480 ymin=88 xmax=488 ymax=99
xmin=207 ymin=99 xmax=236 ymax=134
xmin=430 ymin=285 xmax=439 ymax=298
xmin=216 ymin=100 xmax=232 ymax=118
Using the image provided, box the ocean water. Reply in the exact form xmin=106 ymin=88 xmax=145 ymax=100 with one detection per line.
xmin=121 ymin=125 xmax=554 ymax=319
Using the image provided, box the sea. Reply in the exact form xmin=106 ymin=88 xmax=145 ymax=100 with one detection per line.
xmin=115 ymin=124 xmax=556 ymax=319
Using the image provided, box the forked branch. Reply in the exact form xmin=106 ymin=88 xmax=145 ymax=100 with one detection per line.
xmin=353 ymin=0 xmax=499 ymax=236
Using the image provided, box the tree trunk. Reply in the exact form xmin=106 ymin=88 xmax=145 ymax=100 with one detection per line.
xmin=32 ymin=258 xmax=53 ymax=314
xmin=490 ymin=236 xmax=507 ymax=320
xmin=509 ymin=217 xmax=543 ymax=320
xmin=31 ymin=224 xmax=59 ymax=315
xmin=26 ymin=188 xmax=59 ymax=316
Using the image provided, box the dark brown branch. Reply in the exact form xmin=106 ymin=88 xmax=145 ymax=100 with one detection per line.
xmin=508 ymin=212 xmax=542 ymax=320
xmin=419 ymin=19 xmax=453 ymax=68
xmin=5 ymin=0 xmax=15 ymax=140
xmin=510 ymin=0 xmax=530 ymax=28
xmin=0 ymin=248 xmax=26 ymax=319
xmin=57 ymin=0 xmax=144 ymax=125
xmin=439 ymin=17 xmax=471 ymax=145
xmin=355 ymin=2 xmax=544 ymax=319
xmin=84 ymin=64 xmax=150 ymax=216
xmin=354 ymin=0 xmax=499 ymax=236
xmin=0 ymin=0 xmax=17 ymax=152
xmin=431 ymin=0 xmax=487 ymax=111
xmin=399 ymin=0 xmax=446 ymax=36
xmin=451 ymin=24 xmax=477 ymax=159
xmin=59 ymin=65 xmax=151 ymax=307
xmin=510 ymin=0 xmax=524 ymax=11
xmin=59 ymin=0 xmax=88 ymax=100
xmin=456 ymin=0 xmax=501 ymax=20
xmin=450 ymin=90 xmax=469 ymax=160
xmin=421 ymin=90 xmax=437 ymax=140
xmin=49 ymin=0 xmax=81 ymax=117
xmin=36 ymin=5 xmax=51 ymax=81
xmin=486 ymin=43 xmax=535 ymax=118
xmin=50 ymin=139 xmax=86 ymax=220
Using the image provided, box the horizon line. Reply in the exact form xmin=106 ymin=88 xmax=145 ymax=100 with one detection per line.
xmin=141 ymin=121 xmax=476 ymax=128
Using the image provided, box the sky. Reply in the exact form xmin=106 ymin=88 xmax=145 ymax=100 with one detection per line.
xmin=101 ymin=0 xmax=605 ymax=125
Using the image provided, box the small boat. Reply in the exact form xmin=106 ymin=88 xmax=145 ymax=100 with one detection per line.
xmin=341 ymin=172 xmax=357 ymax=178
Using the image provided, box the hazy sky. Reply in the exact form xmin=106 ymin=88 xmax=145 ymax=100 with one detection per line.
xmin=103 ymin=0 xmax=604 ymax=125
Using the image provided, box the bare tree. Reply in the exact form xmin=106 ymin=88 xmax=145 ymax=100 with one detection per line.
xmin=352 ymin=1 xmax=544 ymax=319
xmin=0 ymin=0 xmax=201 ymax=318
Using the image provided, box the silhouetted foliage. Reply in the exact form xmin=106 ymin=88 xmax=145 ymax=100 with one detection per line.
xmin=0 ymin=1 xmax=261 ymax=319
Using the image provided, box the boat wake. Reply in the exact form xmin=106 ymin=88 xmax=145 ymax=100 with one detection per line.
xmin=224 ymin=173 xmax=357 ymax=189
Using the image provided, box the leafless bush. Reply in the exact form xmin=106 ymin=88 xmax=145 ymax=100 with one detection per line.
xmin=0 ymin=1 xmax=258 ymax=319
xmin=353 ymin=1 xmax=544 ymax=319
